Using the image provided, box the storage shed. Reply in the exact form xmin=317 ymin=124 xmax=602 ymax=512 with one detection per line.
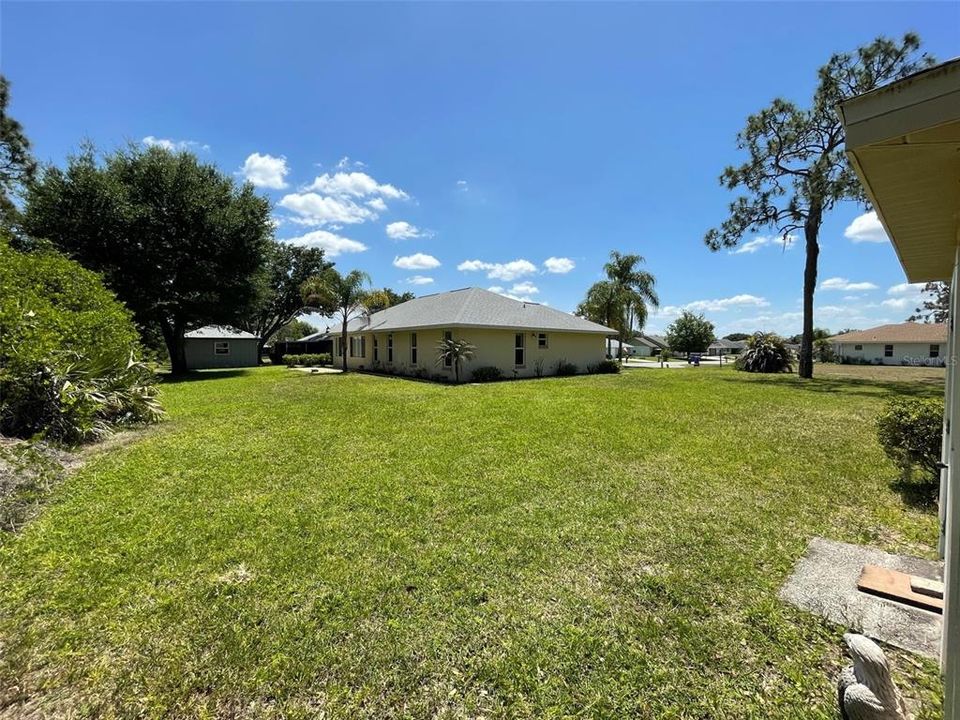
xmin=184 ymin=326 xmax=260 ymax=369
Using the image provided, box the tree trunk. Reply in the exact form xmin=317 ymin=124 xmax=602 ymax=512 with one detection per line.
xmin=161 ymin=317 xmax=188 ymax=375
xmin=341 ymin=314 xmax=348 ymax=372
xmin=799 ymin=214 xmax=821 ymax=380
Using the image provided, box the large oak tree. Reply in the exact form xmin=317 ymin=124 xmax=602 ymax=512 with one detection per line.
xmin=24 ymin=145 xmax=272 ymax=373
xmin=705 ymin=35 xmax=933 ymax=378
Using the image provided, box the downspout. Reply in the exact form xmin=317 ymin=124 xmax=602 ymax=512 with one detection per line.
xmin=943 ymin=243 xmax=960 ymax=719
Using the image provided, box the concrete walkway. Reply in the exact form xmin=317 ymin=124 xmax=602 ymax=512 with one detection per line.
xmin=291 ymin=366 xmax=342 ymax=374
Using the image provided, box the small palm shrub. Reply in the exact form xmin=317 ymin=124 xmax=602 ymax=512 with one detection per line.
xmin=735 ymin=333 xmax=793 ymax=373
xmin=814 ymin=338 xmax=836 ymax=363
xmin=876 ymin=397 xmax=944 ymax=489
xmin=0 ymin=238 xmax=163 ymax=443
xmin=554 ymin=359 xmax=578 ymax=376
xmin=471 ymin=366 xmax=503 ymax=382
xmin=435 ymin=337 xmax=476 ymax=383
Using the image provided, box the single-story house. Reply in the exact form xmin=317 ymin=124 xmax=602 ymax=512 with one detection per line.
xmin=606 ymin=339 xmax=635 ymax=358
xmin=827 ymin=322 xmax=948 ymax=366
xmin=333 ymin=287 xmax=615 ymax=379
xmin=839 ymin=57 xmax=959 ymax=712
xmin=184 ymin=326 xmax=260 ymax=370
xmin=707 ymin=339 xmax=746 ymax=356
xmin=632 ymin=334 xmax=668 ymax=357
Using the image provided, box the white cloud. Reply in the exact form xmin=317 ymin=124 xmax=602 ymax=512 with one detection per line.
xmin=458 ymin=258 xmax=538 ymax=282
xmin=366 ymin=198 xmax=388 ymax=212
xmin=887 ymin=282 xmax=925 ymax=296
xmin=280 ymin=230 xmax=367 ymax=257
xmin=394 ymin=253 xmax=440 ymax=270
xmin=488 ymin=285 xmax=538 ymax=303
xmin=509 ymin=281 xmax=539 ymax=295
xmin=881 ymin=282 xmax=926 ymax=311
xmin=142 ymin=135 xmax=210 ymax=153
xmin=305 ymin=171 xmax=408 ymax=200
xmin=683 ymin=294 xmax=770 ymax=313
xmin=729 ymin=233 xmax=796 ymax=255
xmin=819 ymin=277 xmax=878 ymax=292
xmin=238 ymin=152 xmax=289 ymax=189
xmin=456 ymin=179 xmax=469 ymax=191
xmin=278 ymin=192 xmax=376 ymax=226
xmin=406 ymin=275 xmax=434 ymax=285
xmin=386 ymin=221 xmax=427 ymax=240
xmin=543 ymin=256 xmax=575 ymax=274
xmin=335 ymin=156 xmax=366 ymax=170
xmin=844 ymin=211 xmax=888 ymax=243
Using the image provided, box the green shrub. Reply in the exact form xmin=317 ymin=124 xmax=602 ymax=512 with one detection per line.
xmin=814 ymin=338 xmax=836 ymax=363
xmin=554 ymin=359 xmax=578 ymax=376
xmin=735 ymin=333 xmax=793 ymax=373
xmin=593 ymin=359 xmax=620 ymax=374
xmin=0 ymin=238 xmax=162 ymax=443
xmin=283 ymin=353 xmax=331 ymax=367
xmin=471 ymin=366 xmax=504 ymax=382
xmin=876 ymin=397 xmax=944 ymax=488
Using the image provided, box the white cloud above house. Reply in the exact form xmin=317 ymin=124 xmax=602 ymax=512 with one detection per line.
xmin=683 ymin=294 xmax=770 ymax=312
xmin=820 ymin=277 xmax=879 ymax=292
xmin=306 ymin=171 xmax=408 ymax=200
xmin=406 ymin=275 xmax=434 ymax=285
xmin=278 ymin=193 xmax=375 ymax=226
xmin=238 ymin=152 xmax=289 ymax=189
xmin=844 ymin=211 xmax=888 ymax=243
xmin=728 ymin=234 xmax=796 ymax=255
xmin=394 ymin=253 xmax=441 ymax=270
xmin=280 ymin=229 xmax=367 ymax=257
xmin=543 ymin=257 xmax=575 ymax=274
xmin=386 ymin=221 xmax=427 ymax=240
xmin=509 ymin=281 xmax=539 ymax=295
xmin=142 ymin=135 xmax=210 ymax=153
xmin=881 ymin=282 xmax=926 ymax=311
xmin=458 ymin=258 xmax=538 ymax=282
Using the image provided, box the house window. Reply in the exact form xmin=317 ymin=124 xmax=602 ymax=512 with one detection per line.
xmin=361 ymin=335 xmax=366 ymax=358
xmin=411 ymin=332 xmax=418 ymax=365
xmin=930 ymin=344 xmax=940 ymax=358
xmin=443 ymin=331 xmax=452 ymax=368
xmin=538 ymin=333 xmax=548 ymax=349
xmin=350 ymin=337 xmax=365 ymax=358
xmin=884 ymin=344 xmax=894 ymax=357
xmin=387 ymin=333 xmax=394 ymax=363
xmin=373 ymin=336 xmax=379 ymax=362
xmin=214 ymin=341 xmax=230 ymax=355
xmin=854 ymin=344 xmax=863 ymax=351
xmin=515 ymin=333 xmax=525 ymax=366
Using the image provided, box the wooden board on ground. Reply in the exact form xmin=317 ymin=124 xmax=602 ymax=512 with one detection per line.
xmin=857 ymin=564 xmax=944 ymax=614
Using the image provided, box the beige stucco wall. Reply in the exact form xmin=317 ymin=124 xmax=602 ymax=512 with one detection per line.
xmin=337 ymin=327 xmax=608 ymax=379
xmin=832 ymin=341 xmax=945 ymax=366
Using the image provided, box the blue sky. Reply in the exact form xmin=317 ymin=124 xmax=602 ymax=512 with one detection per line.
xmin=4 ymin=2 xmax=958 ymax=336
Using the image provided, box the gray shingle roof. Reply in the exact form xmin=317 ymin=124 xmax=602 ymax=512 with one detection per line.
xmin=185 ymin=325 xmax=259 ymax=340
xmin=349 ymin=288 xmax=615 ymax=335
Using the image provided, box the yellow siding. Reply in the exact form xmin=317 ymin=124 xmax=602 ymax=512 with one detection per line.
xmin=340 ymin=327 xmax=608 ymax=379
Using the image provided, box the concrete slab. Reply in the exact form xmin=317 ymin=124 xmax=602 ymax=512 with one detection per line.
xmin=290 ymin=367 xmax=342 ymax=374
xmin=780 ymin=537 xmax=943 ymax=658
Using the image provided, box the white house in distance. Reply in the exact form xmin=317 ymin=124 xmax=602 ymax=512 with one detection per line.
xmin=333 ymin=287 xmax=615 ymax=378
xmin=828 ymin=322 xmax=948 ymax=366
xmin=184 ymin=326 xmax=260 ymax=370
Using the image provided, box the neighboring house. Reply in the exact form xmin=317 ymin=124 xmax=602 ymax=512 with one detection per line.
xmin=606 ymin=339 xmax=635 ymax=358
xmin=828 ymin=323 xmax=948 ymax=366
xmin=184 ymin=326 xmax=260 ymax=370
xmin=839 ymin=58 xmax=960 ymax=713
xmin=333 ymin=287 xmax=615 ymax=378
xmin=632 ymin=334 xmax=668 ymax=357
xmin=707 ymin=339 xmax=746 ymax=356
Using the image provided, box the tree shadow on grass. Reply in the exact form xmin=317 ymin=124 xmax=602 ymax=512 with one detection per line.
xmin=160 ymin=369 xmax=253 ymax=384
xmin=888 ymin=476 xmax=940 ymax=513
xmin=714 ymin=372 xmax=944 ymax=401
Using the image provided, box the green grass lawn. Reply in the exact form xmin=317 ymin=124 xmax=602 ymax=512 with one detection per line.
xmin=0 ymin=364 xmax=945 ymax=718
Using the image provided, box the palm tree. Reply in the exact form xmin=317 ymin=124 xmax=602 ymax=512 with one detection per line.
xmin=602 ymin=251 xmax=659 ymax=361
xmin=435 ymin=337 xmax=475 ymax=383
xmin=301 ymin=268 xmax=370 ymax=372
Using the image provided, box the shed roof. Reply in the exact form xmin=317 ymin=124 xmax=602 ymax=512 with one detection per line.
xmin=185 ymin=325 xmax=259 ymax=340
xmin=828 ymin=322 xmax=947 ymax=344
xmin=345 ymin=287 xmax=615 ymax=335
